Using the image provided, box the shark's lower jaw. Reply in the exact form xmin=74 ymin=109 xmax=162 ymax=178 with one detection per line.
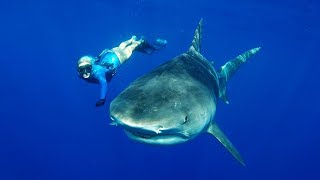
xmin=124 ymin=129 xmax=188 ymax=145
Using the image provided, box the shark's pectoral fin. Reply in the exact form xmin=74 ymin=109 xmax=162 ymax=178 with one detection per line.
xmin=207 ymin=122 xmax=245 ymax=166
xmin=218 ymin=47 xmax=261 ymax=104
xmin=219 ymin=47 xmax=261 ymax=81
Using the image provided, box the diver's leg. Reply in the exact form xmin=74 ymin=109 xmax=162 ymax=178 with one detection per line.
xmin=112 ymin=36 xmax=168 ymax=63
xmin=112 ymin=40 xmax=142 ymax=64
xmin=118 ymin=36 xmax=137 ymax=49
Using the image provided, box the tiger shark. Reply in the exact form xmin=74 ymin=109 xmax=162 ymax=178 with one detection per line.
xmin=109 ymin=19 xmax=260 ymax=165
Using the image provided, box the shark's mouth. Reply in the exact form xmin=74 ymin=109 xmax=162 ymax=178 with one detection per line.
xmin=125 ymin=128 xmax=156 ymax=139
xmin=122 ymin=126 xmax=190 ymax=145
xmin=110 ymin=116 xmax=189 ymax=144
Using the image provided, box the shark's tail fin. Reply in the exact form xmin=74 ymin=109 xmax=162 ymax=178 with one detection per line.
xmin=219 ymin=47 xmax=261 ymax=104
xmin=188 ymin=18 xmax=203 ymax=53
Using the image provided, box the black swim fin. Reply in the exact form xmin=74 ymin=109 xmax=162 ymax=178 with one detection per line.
xmin=135 ymin=38 xmax=167 ymax=54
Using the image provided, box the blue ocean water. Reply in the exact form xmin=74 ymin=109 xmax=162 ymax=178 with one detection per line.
xmin=1 ymin=0 xmax=319 ymax=179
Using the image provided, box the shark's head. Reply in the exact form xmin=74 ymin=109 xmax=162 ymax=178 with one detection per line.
xmin=109 ymin=78 xmax=216 ymax=145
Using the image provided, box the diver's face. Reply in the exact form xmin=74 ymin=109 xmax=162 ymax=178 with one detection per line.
xmin=78 ymin=64 xmax=92 ymax=79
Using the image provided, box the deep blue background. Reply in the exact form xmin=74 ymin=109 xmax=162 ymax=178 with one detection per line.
xmin=1 ymin=0 xmax=319 ymax=179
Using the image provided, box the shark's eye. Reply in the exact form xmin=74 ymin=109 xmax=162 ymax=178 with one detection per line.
xmin=183 ymin=116 xmax=188 ymax=124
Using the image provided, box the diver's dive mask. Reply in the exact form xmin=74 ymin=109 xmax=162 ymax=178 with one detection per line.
xmin=78 ymin=64 xmax=92 ymax=79
xmin=78 ymin=55 xmax=95 ymax=79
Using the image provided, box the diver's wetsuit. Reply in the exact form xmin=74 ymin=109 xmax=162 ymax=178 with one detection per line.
xmin=82 ymin=50 xmax=121 ymax=101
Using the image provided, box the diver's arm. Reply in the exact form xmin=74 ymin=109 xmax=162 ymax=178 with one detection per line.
xmin=96 ymin=73 xmax=108 ymax=107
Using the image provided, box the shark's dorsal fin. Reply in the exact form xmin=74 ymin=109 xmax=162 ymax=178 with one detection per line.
xmin=207 ymin=121 xmax=245 ymax=166
xmin=188 ymin=18 xmax=203 ymax=54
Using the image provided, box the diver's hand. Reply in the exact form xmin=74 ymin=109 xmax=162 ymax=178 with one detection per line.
xmin=95 ymin=99 xmax=105 ymax=107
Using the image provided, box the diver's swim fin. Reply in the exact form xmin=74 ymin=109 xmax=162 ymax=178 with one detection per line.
xmin=135 ymin=38 xmax=167 ymax=54
xmin=153 ymin=39 xmax=167 ymax=50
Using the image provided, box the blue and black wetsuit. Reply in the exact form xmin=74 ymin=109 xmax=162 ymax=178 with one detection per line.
xmin=85 ymin=50 xmax=121 ymax=101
